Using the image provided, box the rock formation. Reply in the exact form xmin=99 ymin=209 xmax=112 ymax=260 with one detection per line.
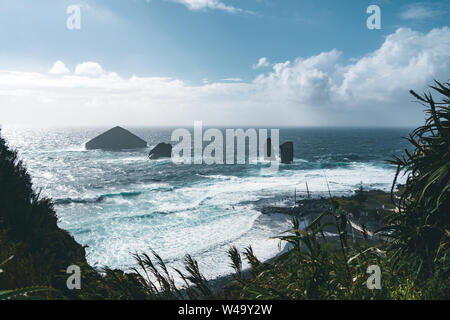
xmin=280 ymin=141 xmax=294 ymax=164
xmin=149 ymin=143 xmax=172 ymax=160
xmin=85 ymin=126 xmax=147 ymax=150
xmin=264 ymin=138 xmax=276 ymax=160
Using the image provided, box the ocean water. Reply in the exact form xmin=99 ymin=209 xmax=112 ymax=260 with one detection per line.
xmin=1 ymin=126 xmax=411 ymax=279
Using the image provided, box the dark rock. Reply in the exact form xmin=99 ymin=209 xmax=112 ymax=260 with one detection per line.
xmin=85 ymin=126 xmax=147 ymax=150
xmin=264 ymin=138 xmax=276 ymax=160
xmin=149 ymin=143 xmax=172 ymax=160
xmin=280 ymin=141 xmax=294 ymax=164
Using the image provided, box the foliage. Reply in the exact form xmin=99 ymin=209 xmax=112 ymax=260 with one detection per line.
xmin=0 ymin=131 xmax=89 ymax=293
xmin=130 ymin=251 xmax=214 ymax=300
xmin=385 ymin=80 xmax=450 ymax=279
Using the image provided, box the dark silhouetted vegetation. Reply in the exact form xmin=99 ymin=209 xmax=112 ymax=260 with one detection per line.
xmin=0 ymin=132 xmax=87 ymax=295
xmin=386 ymin=81 xmax=449 ymax=280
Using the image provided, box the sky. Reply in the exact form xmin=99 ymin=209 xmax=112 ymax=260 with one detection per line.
xmin=0 ymin=0 xmax=449 ymax=127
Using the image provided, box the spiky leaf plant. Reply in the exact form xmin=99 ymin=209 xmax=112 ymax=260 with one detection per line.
xmin=386 ymin=80 xmax=450 ymax=278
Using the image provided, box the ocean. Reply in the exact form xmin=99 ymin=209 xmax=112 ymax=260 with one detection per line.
xmin=0 ymin=126 xmax=411 ymax=279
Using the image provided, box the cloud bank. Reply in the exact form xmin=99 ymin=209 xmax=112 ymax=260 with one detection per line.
xmin=1 ymin=27 xmax=449 ymax=127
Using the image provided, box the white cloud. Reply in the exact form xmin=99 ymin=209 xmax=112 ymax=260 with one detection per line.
xmin=222 ymin=78 xmax=242 ymax=82
xmin=337 ymin=28 xmax=450 ymax=103
xmin=253 ymin=57 xmax=270 ymax=69
xmin=48 ymin=61 xmax=70 ymax=75
xmin=1 ymin=28 xmax=449 ymax=127
xmin=173 ymin=0 xmax=242 ymax=14
xmin=400 ymin=3 xmax=443 ymax=20
xmin=74 ymin=62 xmax=104 ymax=77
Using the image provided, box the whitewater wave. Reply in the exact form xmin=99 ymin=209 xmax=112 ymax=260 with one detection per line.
xmin=54 ymin=191 xmax=143 ymax=205
xmin=0 ymin=126 xmax=412 ymax=280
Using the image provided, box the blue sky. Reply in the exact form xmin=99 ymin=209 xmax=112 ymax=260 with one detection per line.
xmin=0 ymin=0 xmax=449 ymax=126
xmin=0 ymin=0 xmax=448 ymax=81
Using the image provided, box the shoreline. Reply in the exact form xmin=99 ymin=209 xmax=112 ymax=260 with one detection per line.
xmin=207 ymin=188 xmax=394 ymax=292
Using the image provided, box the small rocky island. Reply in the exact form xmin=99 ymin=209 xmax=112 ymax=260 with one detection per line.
xmin=85 ymin=126 xmax=147 ymax=150
xmin=149 ymin=143 xmax=172 ymax=159
xmin=264 ymin=138 xmax=294 ymax=164
xmin=280 ymin=141 xmax=294 ymax=164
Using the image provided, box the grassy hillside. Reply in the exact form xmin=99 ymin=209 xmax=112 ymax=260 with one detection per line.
xmin=0 ymin=132 xmax=88 ymax=294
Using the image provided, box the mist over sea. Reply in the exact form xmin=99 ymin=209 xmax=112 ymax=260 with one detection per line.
xmin=1 ymin=126 xmax=411 ymax=279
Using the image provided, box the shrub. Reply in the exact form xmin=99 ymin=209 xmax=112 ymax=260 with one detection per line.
xmin=386 ymin=80 xmax=450 ymax=279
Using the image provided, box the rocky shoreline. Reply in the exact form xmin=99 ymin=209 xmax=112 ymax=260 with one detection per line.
xmin=261 ymin=189 xmax=395 ymax=236
xmin=209 ymin=189 xmax=396 ymax=292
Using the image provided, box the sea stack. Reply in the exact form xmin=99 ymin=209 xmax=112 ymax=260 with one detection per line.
xmin=149 ymin=143 xmax=172 ymax=160
xmin=280 ymin=141 xmax=294 ymax=164
xmin=264 ymin=138 xmax=276 ymax=160
xmin=85 ymin=126 xmax=147 ymax=150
